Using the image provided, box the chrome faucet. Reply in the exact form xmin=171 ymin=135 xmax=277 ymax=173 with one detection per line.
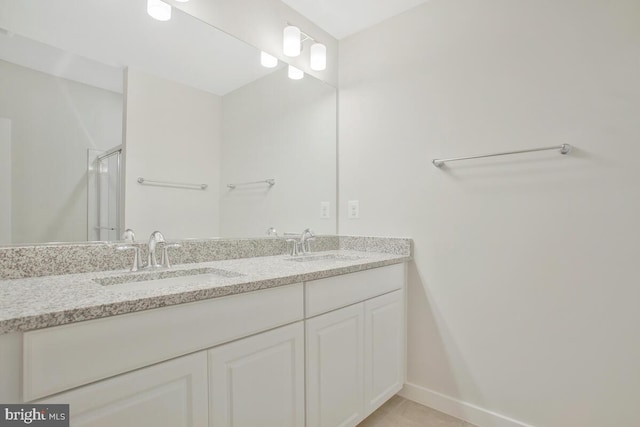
xmin=286 ymin=238 xmax=301 ymax=256
xmin=300 ymin=228 xmax=316 ymax=253
xmin=286 ymin=228 xmax=316 ymax=256
xmin=117 ymin=230 xmax=178 ymax=271
xmin=147 ymin=231 xmax=166 ymax=268
xmin=116 ymin=228 xmax=141 ymax=271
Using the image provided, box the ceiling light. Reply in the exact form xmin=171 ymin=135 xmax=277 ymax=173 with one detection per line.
xmin=283 ymin=26 xmax=301 ymax=57
xmin=288 ymin=65 xmax=304 ymax=80
xmin=310 ymin=43 xmax=326 ymax=71
xmin=261 ymin=51 xmax=278 ymax=68
xmin=174 ymin=0 xmax=189 ymax=2
xmin=147 ymin=0 xmax=171 ymax=21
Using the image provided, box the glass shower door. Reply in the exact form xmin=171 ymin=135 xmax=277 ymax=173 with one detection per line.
xmin=94 ymin=147 xmax=122 ymax=241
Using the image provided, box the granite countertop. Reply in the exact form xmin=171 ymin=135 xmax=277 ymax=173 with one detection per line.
xmin=0 ymin=250 xmax=410 ymax=334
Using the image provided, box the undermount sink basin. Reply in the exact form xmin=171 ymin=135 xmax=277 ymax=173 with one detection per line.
xmin=94 ymin=267 xmax=243 ymax=290
xmin=286 ymin=254 xmax=365 ymax=263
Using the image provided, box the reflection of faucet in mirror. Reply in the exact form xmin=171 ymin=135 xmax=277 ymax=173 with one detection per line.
xmin=148 ymin=231 xmax=166 ymax=268
xmin=266 ymin=227 xmax=278 ymax=237
xmin=121 ymin=229 xmax=136 ymax=242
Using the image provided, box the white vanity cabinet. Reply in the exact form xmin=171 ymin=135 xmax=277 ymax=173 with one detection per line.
xmin=305 ymin=264 xmax=405 ymax=427
xmin=15 ymin=283 xmax=304 ymax=427
xmin=208 ymin=322 xmax=305 ymax=427
xmin=1 ymin=262 xmax=406 ymax=427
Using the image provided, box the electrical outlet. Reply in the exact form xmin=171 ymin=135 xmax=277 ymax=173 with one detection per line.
xmin=320 ymin=201 xmax=330 ymax=219
xmin=348 ymin=200 xmax=359 ymax=219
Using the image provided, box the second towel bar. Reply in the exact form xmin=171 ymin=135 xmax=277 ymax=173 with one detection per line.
xmin=227 ymin=179 xmax=275 ymax=189
xmin=137 ymin=177 xmax=208 ymax=190
xmin=432 ymin=144 xmax=572 ymax=168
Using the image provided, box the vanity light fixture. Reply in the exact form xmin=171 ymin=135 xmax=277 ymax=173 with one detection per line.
xmin=147 ymin=0 xmax=171 ymax=21
xmin=283 ymin=24 xmax=327 ymax=72
xmin=288 ymin=65 xmax=304 ymax=80
xmin=283 ymin=25 xmax=301 ymax=57
xmin=260 ymin=51 xmax=278 ymax=68
xmin=310 ymin=43 xmax=326 ymax=71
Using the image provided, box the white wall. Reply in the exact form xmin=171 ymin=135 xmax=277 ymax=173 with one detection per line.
xmin=0 ymin=59 xmax=122 ymax=244
xmin=338 ymin=1 xmax=640 ymax=426
xmin=124 ymin=68 xmax=222 ymax=239
xmin=0 ymin=118 xmax=11 ymax=245
xmin=220 ymin=67 xmax=336 ymax=237
xmin=172 ymin=0 xmax=339 ymax=86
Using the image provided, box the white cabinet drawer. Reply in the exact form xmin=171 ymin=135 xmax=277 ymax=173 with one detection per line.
xmin=305 ymin=264 xmax=404 ymax=318
xmin=23 ymin=283 xmax=303 ymax=401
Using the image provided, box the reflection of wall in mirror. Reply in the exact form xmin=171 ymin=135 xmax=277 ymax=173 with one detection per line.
xmin=124 ymin=68 xmax=222 ymax=239
xmin=220 ymin=67 xmax=337 ymax=237
xmin=0 ymin=59 xmax=122 ymax=244
xmin=0 ymin=118 xmax=11 ymax=245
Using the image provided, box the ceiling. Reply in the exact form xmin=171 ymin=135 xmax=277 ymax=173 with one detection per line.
xmin=280 ymin=0 xmax=429 ymax=39
xmin=0 ymin=0 xmax=279 ymax=95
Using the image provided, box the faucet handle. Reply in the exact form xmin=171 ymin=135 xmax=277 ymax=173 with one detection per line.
xmin=149 ymin=231 xmax=166 ymax=245
xmin=121 ymin=229 xmax=136 ymax=242
xmin=286 ymin=239 xmax=299 ymax=256
xmin=304 ymin=236 xmax=316 ymax=254
xmin=116 ymin=245 xmax=142 ymax=272
xmin=161 ymin=243 xmax=181 ymax=269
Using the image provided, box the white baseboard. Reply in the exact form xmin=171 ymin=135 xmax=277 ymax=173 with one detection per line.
xmin=398 ymin=382 xmax=535 ymax=427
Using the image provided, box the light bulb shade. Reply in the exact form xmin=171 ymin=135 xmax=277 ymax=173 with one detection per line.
xmin=310 ymin=43 xmax=327 ymax=71
xmin=147 ymin=0 xmax=171 ymax=21
xmin=260 ymin=51 xmax=278 ymax=68
xmin=288 ymin=65 xmax=304 ymax=80
xmin=283 ymin=25 xmax=301 ymax=57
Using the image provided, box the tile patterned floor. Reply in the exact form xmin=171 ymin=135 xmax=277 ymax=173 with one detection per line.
xmin=357 ymin=395 xmax=477 ymax=427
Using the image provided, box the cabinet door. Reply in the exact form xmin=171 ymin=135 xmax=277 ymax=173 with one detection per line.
xmin=306 ymin=304 xmax=365 ymax=427
xmin=364 ymin=290 xmax=405 ymax=413
xmin=208 ymin=322 xmax=305 ymax=427
xmin=37 ymin=352 xmax=208 ymax=427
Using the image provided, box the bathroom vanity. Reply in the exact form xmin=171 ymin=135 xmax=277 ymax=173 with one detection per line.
xmin=0 ymin=238 xmax=410 ymax=427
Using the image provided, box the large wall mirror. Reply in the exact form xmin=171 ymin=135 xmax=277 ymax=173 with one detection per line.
xmin=0 ymin=0 xmax=337 ymax=245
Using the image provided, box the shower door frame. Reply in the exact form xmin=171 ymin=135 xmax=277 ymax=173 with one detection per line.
xmin=89 ymin=145 xmax=123 ymax=241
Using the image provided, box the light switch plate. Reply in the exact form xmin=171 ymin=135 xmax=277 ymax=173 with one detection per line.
xmin=320 ymin=201 xmax=330 ymax=219
xmin=348 ymin=200 xmax=359 ymax=219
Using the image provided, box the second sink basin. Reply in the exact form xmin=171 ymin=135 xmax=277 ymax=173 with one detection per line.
xmin=286 ymin=254 xmax=365 ymax=263
xmin=94 ymin=267 xmax=243 ymax=290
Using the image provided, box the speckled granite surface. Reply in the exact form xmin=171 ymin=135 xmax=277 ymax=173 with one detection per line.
xmin=0 ymin=238 xmax=412 ymax=334
xmin=0 ymin=235 xmax=410 ymax=280
xmin=0 ymin=236 xmax=341 ymax=280
xmin=339 ymin=236 xmax=412 ymax=255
